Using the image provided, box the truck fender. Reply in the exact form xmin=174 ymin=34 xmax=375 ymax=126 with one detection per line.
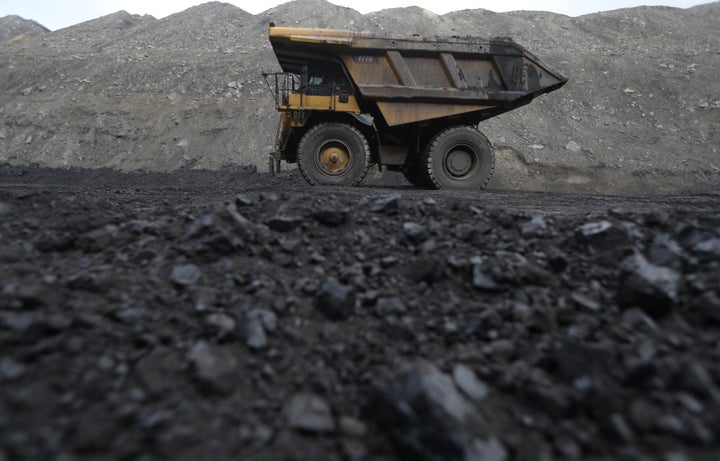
xmin=351 ymin=113 xmax=374 ymax=126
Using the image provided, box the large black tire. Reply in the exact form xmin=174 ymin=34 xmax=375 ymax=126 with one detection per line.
xmin=297 ymin=123 xmax=371 ymax=186
xmin=423 ymin=126 xmax=495 ymax=190
xmin=402 ymin=163 xmax=433 ymax=188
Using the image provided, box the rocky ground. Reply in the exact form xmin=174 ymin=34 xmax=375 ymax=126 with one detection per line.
xmin=1 ymin=2 xmax=719 ymax=460
xmin=2 ymin=164 xmax=720 ymax=460
xmin=1 ymin=1 xmax=719 ymax=194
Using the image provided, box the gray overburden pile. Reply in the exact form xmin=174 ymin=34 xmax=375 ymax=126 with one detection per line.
xmin=0 ymin=1 xmax=719 ymax=193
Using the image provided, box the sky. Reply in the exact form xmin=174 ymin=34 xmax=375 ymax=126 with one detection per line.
xmin=0 ymin=0 xmax=707 ymax=31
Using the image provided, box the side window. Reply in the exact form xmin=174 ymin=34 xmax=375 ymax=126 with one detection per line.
xmin=300 ymin=62 xmax=350 ymax=96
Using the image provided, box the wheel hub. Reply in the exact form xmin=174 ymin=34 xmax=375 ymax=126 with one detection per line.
xmin=446 ymin=148 xmax=474 ymax=177
xmin=318 ymin=142 xmax=350 ymax=174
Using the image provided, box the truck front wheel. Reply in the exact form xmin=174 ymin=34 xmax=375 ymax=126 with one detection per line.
xmin=297 ymin=123 xmax=371 ymax=186
xmin=424 ymin=126 xmax=495 ymax=190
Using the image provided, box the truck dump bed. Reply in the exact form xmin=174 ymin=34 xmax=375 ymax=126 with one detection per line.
xmin=269 ymin=25 xmax=568 ymax=127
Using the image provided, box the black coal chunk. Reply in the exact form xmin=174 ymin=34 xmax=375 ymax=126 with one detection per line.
xmin=314 ymin=281 xmax=356 ymax=321
xmin=369 ymin=360 xmax=507 ymax=461
xmin=617 ymin=252 xmax=681 ymax=318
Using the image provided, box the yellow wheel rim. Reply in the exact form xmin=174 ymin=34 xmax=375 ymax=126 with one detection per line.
xmin=318 ymin=141 xmax=350 ymax=174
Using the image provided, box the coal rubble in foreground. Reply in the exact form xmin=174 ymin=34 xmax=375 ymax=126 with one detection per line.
xmin=1 ymin=171 xmax=720 ymax=460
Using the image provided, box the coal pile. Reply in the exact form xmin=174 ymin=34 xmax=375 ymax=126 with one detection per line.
xmin=1 ymin=165 xmax=720 ymax=460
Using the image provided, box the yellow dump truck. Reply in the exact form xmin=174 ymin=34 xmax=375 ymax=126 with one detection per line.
xmin=263 ymin=24 xmax=567 ymax=189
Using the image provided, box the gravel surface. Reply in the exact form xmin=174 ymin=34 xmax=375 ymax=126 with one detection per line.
xmin=2 ymin=165 xmax=720 ymax=460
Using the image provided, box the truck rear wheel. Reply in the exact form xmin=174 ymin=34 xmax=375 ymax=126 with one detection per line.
xmin=424 ymin=126 xmax=495 ymax=190
xmin=402 ymin=163 xmax=433 ymax=188
xmin=297 ymin=123 xmax=370 ymax=186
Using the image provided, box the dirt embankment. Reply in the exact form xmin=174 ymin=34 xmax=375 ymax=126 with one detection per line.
xmin=0 ymin=1 xmax=719 ymax=194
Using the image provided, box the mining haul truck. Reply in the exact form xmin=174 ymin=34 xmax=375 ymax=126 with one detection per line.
xmin=263 ymin=24 xmax=567 ymax=189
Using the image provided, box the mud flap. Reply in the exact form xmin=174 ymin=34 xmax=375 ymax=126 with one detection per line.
xmin=267 ymin=151 xmax=282 ymax=175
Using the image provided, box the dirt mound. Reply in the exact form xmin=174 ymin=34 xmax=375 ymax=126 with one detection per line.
xmin=0 ymin=1 xmax=718 ymax=193
xmin=0 ymin=15 xmax=48 ymax=43
xmin=367 ymin=6 xmax=450 ymax=35
xmin=261 ymin=0 xmax=371 ymax=29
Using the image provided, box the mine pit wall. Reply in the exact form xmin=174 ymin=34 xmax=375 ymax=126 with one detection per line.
xmin=0 ymin=91 xmax=276 ymax=172
xmin=490 ymin=147 xmax=720 ymax=196
xmin=1 ymin=80 xmax=717 ymax=195
xmin=2 ymin=94 xmax=718 ymax=195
